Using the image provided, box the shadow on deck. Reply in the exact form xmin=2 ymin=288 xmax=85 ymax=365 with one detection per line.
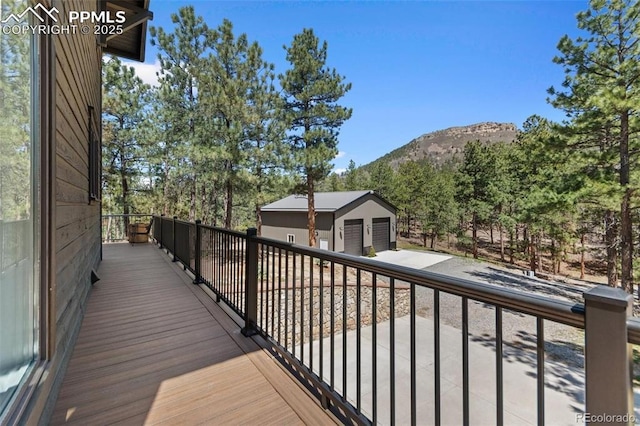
xmin=51 ymin=242 xmax=335 ymax=425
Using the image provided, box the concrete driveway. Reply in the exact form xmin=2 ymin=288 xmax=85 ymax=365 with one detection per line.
xmin=368 ymin=249 xmax=451 ymax=269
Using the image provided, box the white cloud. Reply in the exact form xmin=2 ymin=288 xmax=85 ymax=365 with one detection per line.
xmin=334 ymin=168 xmax=347 ymax=175
xmin=335 ymin=151 xmax=346 ymax=159
xmin=122 ymin=59 xmax=162 ymax=87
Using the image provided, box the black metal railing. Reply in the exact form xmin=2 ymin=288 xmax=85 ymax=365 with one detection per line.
xmin=102 ymin=214 xmax=153 ymax=242
xmin=150 ymin=215 xmax=636 ymax=425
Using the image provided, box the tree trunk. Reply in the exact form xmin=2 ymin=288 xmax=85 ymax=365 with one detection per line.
xmin=509 ymin=228 xmax=514 ymax=264
xmin=189 ymin=175 xmax=196 ymax=222
xmin=256 ymin=168 xmax=263 ymax=236
xmin=121 ymin=160 xmax=130 ymax=233
xmin=490 ymin=224 xmax=494 ymax=245
xmin=619 ymin=108 xmax=633 ymax=293
xmin=225 ymin=173 xmax=233 ymax=229
xmin=605 ymin=209 xmax=618 ymax=287
xmin=580 ymin=232 xmax=586 ymax=280
xmin=550 ymin=238 xmax=556 ymax=275
xmin=621 ymin=188 xmax=633 ymax=293
xmin=529 ymin=232 xmax=536 ymax=272
xmin=200 ymin=185 xmax=207 ymax=223
xmin=472 ymin=212 xmax=478 ymax=259
xmin=430 ymin=233 xmax=436 ymax=249
xmin=162 ymin=159 xmax=170 ymax=216
xmin=256 ymin=181 xmax=263 ymax=236
xmin=499 ymin=224 xmax=505 ymax=262
xmin=308 ymin=177 xmax=316 ymax=247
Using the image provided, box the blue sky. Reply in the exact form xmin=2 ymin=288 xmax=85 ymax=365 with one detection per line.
xmin=124 ymin=1 xmax=588 ymax=173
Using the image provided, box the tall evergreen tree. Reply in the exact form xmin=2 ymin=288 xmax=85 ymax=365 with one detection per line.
xmin=456 ymin=141 xmax=497 ymax=259
xmin=102 ymin=57 xmax=151 ymax=216
xmin=242 ymin=39 xmax=289 ymax=234
xmin=548 ymin=0 xmax=640 ymax=291
xmin=344 ymin=159 xmax=369 ymax=191
xmin=423 ymin=163 xmax=459 ymax=249
xmin=395 ymin=161 xmax=427 ymax=237
xmin=200 ymin=19 xmax=266 ymax=228
xmin=150 ymin=6 xmax=213 ymax=221
xmin=368 ymin=161 xmax=395 ymax=201
xmin=280 ymin=28 xmax=352 ymax=247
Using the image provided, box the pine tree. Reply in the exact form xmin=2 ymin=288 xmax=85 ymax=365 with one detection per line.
xmin=423 ymin=163 xmax=459 ymax=249
xmin=280 ymin=28 xmax=352 ymax=247
xmin=456 ymin=141 xmax=497 ymax=258
xmin=344 ymin=159 xmax=369 ymax=190
xmin=150 ymin=6 xmax=214 ymax=221
xmin=368 ymin=161 xmax=395 ymax=201
xmin=242 ymin=38 xmax=289 ymax=234
xmin=548 ymin=0 xmax=640 ymax=291
xmin=200 ymin=19 xmax=267 ymax=228
xmin=102 ymin=57 xmax=151 ymax=217
xmin=395 ymin=161 xmax=427 ymax=238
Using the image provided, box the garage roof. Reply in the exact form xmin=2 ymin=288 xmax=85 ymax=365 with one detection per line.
xmin=262 ymin=190 xmax=390 ymax=213
xmin=102 ymin=0 xmax=153 ymax=62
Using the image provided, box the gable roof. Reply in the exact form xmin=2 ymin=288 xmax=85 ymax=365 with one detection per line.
xmin=261 ymin=190 xmax=390 ymax=213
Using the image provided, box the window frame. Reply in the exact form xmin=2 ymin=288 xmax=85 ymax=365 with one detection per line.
xmin=0 ymin=1 xmax=54 ymax=422
xmin=88 ymin=105 xmax=101 ymax=202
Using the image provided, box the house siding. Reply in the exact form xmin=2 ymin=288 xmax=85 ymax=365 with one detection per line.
xmin=262 ymin=211 xmax=334 ymax=249
xmin=334 ymin=194 xmax=396 ymax=254
xmin=24 ymin=1 xmax=103 ymax=423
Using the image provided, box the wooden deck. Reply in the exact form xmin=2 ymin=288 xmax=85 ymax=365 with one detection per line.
xmin=51 ymin=242 xmax=336 ymax=425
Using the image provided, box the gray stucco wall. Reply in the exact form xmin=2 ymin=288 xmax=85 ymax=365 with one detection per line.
xmin=334 ymin=194 xmax=396 ymax=253
xmin=261 ymin=211 xmax=334 ymax=250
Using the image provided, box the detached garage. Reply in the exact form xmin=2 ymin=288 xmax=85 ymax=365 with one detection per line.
xmin=260 ymin=190 xmax=397 ymax=256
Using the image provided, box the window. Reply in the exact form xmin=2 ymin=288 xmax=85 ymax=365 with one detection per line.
xmin=88 ymin=105 xmax=100 ymax=202
xmin=287 ymin=234 xmax=295 ymax=243
xmin=0 ymin=0 xmax=40 ymax=416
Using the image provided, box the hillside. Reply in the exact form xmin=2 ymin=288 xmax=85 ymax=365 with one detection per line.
xmin=364 ymin=122 xmax=519 ymax=169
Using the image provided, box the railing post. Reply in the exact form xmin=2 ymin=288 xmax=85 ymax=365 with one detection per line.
xmin=193 ymin=219 xmax=202 ymax=284
xmin=172 ymin=216 xmax=177 ymax=262
xmin=583 ymin=286 xmax=633 ymax=425
xmin=242 ymin=228 xmax=258 ymax=337
xmin=159 ymin=214 xmax=165 ymax=249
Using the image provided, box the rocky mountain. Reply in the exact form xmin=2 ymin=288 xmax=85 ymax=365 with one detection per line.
xmin=365 ymin=122 xmax=519 ymax=169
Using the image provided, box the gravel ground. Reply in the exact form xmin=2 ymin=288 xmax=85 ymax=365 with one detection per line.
xmin=413 ymin=256 xmax=592 ymax=369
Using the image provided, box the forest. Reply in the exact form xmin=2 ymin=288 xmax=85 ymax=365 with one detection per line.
xmin=102 ymin=1 xmax=640 ymax=292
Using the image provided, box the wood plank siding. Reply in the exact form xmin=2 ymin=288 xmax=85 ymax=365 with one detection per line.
xmin=24 ymin=1 xmax=104 ymax=422
xmin=54 ymin=0 xmax=102 ymax=347
xmin=51 ymin=243 xmax=336 ymax=425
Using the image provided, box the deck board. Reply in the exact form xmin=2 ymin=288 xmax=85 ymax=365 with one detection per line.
xmin=51 ymin=242 xmax=336 ymax=425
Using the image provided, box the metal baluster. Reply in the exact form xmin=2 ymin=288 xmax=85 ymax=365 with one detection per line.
xmin=357 ymin=268 xmax=362 ymax=413
xmin=434 ymin=289 xmax=441 ymax=426
xmin=462 ymin=296 xmax=469 ymax=426
xmin=390 ymin=277 xmax=396 ymax=426
xmin=343 ymin=265 xmax=348 ymax=403
xmin=537 ymin=317 xmax=545 ymax=426
xmin=330 ymin=261 xmax=335 ymax=391
xmin=410 ymin=283 xmax=416 ymax=426
xmin=372 ymin=272 xmax=378 ymax=424
xmin=310 ymin=255 xmax=314 ymax=373
xmin=496 ymin=307 xmax=504 ymax=426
